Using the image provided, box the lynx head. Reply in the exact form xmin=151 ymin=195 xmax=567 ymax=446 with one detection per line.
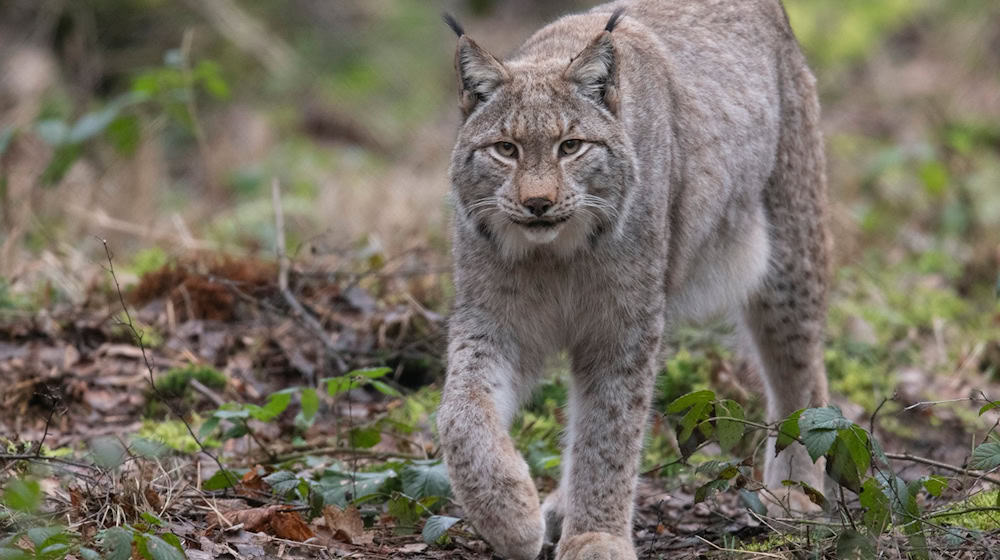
xmin=446 ymin=10 xmax=634 ymax=260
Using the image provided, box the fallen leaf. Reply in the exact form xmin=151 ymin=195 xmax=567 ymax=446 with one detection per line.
xmin=399 ymin=543 xmax=428 ymax=552
xmin=224 ymin=505 xmax=315 ymax=541
xmin=270 ymin=510 xmax=315 ymax=541
xmin=322 ymin=505 xmax=372 ymax=544
xmin=241 ymin=468 xmax=268 ymax=492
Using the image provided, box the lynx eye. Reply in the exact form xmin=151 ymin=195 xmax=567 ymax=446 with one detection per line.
xmin=494 ymin=141 xmax=518 ymax=158
xmin=559 ymin=139 xmax=583 ymax=156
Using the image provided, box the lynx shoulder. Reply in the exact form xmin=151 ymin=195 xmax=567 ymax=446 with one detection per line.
xmin=438 ymin=1 xmax=830 ymax=559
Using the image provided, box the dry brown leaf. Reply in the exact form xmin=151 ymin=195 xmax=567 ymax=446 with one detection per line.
xmin=270 ymin=510 xmax=316 ymax=542
xmin=399 ymin=543 xmax=428 ymax=552
xmin=224 ymin=505 xmax=315 ymax=542
xmin=322 ymin=505 xmax=372 ymax=544
xmin=225 ymin=505 xmax=283 ymax=532
xmin=241 ymin=468 xmax=268 ymax=492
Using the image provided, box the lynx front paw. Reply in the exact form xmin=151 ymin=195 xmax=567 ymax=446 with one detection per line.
xmin=556 ymin=532 xmax=636 ymax=560
xmin=482 ymin=508 xmax=544 ymax=560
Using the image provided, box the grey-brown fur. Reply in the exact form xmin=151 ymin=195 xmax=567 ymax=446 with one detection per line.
xmin=437 ymin=1 xmax=830 ymax=558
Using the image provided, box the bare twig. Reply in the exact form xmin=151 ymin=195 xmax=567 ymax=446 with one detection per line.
xmin=885 ymin=452 xmax=1000 ymax=486
xmin=100 ymin=238 xmax=231 ymax=481
xmin=271 ymin=178 xmax=347 ymax=376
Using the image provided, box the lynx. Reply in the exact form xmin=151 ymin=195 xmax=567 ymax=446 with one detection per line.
xmin=436 ymin=1 xmax=830 ymax=558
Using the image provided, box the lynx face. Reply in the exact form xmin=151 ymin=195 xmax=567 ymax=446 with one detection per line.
xmin=449 ymin=33 xmax=634 ymax=260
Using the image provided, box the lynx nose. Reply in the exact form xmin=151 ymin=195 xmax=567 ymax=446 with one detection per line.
xmin=522 ymin=197 xmax=553 ymax=217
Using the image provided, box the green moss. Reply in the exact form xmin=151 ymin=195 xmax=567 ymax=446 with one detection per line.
xmin=155 ymin=364 xmax=228 ymax=398
xmin=934 ymin=490 xmax=1000 ymax=531
xmin=129 ymin=247 xmax=169 ymax=277
xmin=138 ymin=418 xmax=219 ymax=453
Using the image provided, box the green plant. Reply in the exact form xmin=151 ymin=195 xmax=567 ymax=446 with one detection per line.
xmin=666 ymin=389 xmax=1000 ymax=558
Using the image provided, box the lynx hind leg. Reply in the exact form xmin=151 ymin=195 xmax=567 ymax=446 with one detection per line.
xmin=747 ymin=54 xmax=831 ymax=515
xmin=437 ymin=344 xmax=544 ymax=559
xmin=743 ymin=269 xmax=829 ymax=515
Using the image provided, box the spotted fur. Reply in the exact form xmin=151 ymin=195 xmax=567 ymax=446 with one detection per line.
xmin=438 ymin=1 xmax=830 ymax=558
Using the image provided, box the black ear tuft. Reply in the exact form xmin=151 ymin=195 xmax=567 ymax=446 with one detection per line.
xmin=443 ymin=13 xmax=465 ymax=37
xmin=604 ymin=7 xmax=626 ymax=33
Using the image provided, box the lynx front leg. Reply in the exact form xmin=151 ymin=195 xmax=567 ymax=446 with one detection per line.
xmin=437 ymin=330 xmax=543 ymax=560
xmin=556 ymin=334 xmax=660 ymax=560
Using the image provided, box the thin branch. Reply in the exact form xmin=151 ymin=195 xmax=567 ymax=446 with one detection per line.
xmin=271 ymin=178 xmax=347 ymax=375
xmin=100 ymin=238 xmax=230 ymax=480
xmin=885 ymin=452 xmax=1000 ymax=486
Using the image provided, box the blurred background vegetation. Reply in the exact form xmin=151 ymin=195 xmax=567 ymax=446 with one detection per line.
xmin=1 ymin=0 xmax=999 ymax=417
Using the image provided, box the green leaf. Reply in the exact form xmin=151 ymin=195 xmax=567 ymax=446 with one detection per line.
xmin=37 ymin=542 xmax=70 ymax=559
xmin=203 ymin=469 xmax=240 ymax=491
xmin=106 ymin=115 xmax=141 ymax=156
xmin=143 ymin=535 xmax=186 ymax=560
xmin=251 ymin=391 xmax=292 ymax=421
xmin=159 ymin=534 xmax=186 ymax=558
xmin=422 ymin=515 xmax=460 ymax=545
xmin=300 ymin=388 xmax=319 ymax=421
xmin=263 ymin=471 xmax=301 ymax=495
xmin=979 ymin=401 xmax=1000 ymax=416
xmin=825 ymin=432 xmax=863 ymax=493
xmin=387 ymin=495 xmax=421 ymax=534
xmin=141 ymin=512 xmax=165 ymax=527
xmin=775 ymin=409 xmax=803 ymax=454
xmin=800 ymin=427 xmax=837 ymax=462
xmin=78 ymin=547 xmax=101 ymax=560
xmin=922 ymin=474 xmax=947 ymax=497
xmin=2 ymin=478 xmax=41 ymax=513
xmin=90 ymin=437 xmax=127 ymax=469
xmin=130 ymin=437 xmax=170 ymax=459
xmin=715 ymin=400 xmax=744 ymax=453
xmin=212 ymin=408 xmax=250 ymax=420
xmin=370 ymin=380 xmax=402 ymax=398
xmin=799 ymin=406 xmax=852 ymax=432
xmin=666 ymin=390 xmax=715 ymax=414
xmin=221 ymin=422 xmax=248 ymax=440
xmin=69 ymin=104 xmax=123 ymax=143
xmin=194 ymin=60 xmax=230 ymax=99
xmin=355 ymin=367 xmax=392 ymax=379
xmin=0 ymin=548 xmax=30 ymax=560
xmin=877 ymin=473 xmax=928 ymax=559
xmin=349 ymin=427 xmax=381 ymax=449
xmin=836 ymin=529 xmax=876 ymax=560
xmin=99 ymin=527 xmax=134 ymax=560
xmin=401 ymin=461 xmax=451 ymax=500
xmin=694 ymin=478 xmax=729 ymax=503
xmin=198 ymin=416 xmax=221 ymax=439
xmin=42 ymin=143 xmax=82 ymax=185
xmin=36 ymin=119 xmax=69 ymax=145
xmin=27 ymin=527 xmax=64 ymax=548
xmin=678 ymin=400 xmax=711 ymax=443
xmin=324 ymin=376 xmax=358 ymax=397
xmin=969 ymin=442 xmax=1000 ymax=471
xmin=738 ymin=489 xmax=767 ymax=516
xmin=316 ymin=469 xmax=396 ymax=507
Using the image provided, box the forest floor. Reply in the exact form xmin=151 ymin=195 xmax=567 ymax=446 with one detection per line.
xmin=2 ymin=240 xmax=1000 ymax=559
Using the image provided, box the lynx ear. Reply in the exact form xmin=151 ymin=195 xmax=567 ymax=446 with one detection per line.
xmin=445 ymin=15 xmax=508 ymax=116
xmin=565 ymin=9 xmax=625 ymax=115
